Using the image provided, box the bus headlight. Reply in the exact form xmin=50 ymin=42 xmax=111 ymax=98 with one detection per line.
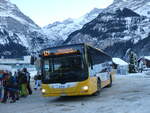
xmin=42 ymin=89 xmax=46 ymax=93
xmin=82 ymin=86 xmax=89 ymax=90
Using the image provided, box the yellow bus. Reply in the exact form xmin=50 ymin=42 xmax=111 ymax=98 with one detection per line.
xmin=40 ymin=43 xmax=114 ymax=96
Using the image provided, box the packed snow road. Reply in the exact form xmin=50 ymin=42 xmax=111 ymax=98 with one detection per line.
xmin=1 ymin=73 xmax=150 ymax=113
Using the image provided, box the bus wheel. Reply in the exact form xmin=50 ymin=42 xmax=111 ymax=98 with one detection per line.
xmin=107 ymin=75 xmax=112 ymax=88
xmin=93 ymin=79 xmax=101 ymax=96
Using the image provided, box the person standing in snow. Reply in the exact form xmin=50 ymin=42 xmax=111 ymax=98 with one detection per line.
xmin=13 ymin=71 xmax=20 ymax=100
xmin=22 ymin=68 xmax=32 ymax=95
xmin=2 ymin=71 xmax=16 ymax=103
xmin=18 ymin=69 xmax=28 ymax=97
xmin=34 ymin=73 xmax=41 ymax=90
xmin=0 ymin=70 xmax=4 ymax=102
xmin=1 ymin=71 xmax=9 ymax=103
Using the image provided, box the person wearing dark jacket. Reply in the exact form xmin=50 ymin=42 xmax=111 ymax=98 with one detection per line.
xmin=0 ymin=70 xmax=4 ymax=102
xmin=14 ymin=72 xmax=20 ymax=100
xmin=2 ymin=72 xmax=16 ymax=103
xmin=1 ymin=72 xmax=9 ymax=103
xmin=22 ymin=68 xmax=32 ymax=95
xmin=18 ymin=70 xmax=28 ymax=97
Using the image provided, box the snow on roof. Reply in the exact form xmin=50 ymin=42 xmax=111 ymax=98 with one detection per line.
xmin=112 ymin=58 xmax=128 ymax=66
xmin=0 ymin=56 xmax=31 ymax=64
xmin=138 ymin=56 xmax=150 ymax=61
xmin=144 ymin=56 xmax=150 ymax=61
xmin=0 ymin=59 xmax=27 ymax=64
xmin=0 ymin=65 xmax=12 ymax=71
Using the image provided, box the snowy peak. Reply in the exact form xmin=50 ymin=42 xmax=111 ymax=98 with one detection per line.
xmin=62 ymin=18 xmax=74 ymax=25
xmin=107 ymin=0 xmax=150 ymax=17
xmin=0 ymin=0 xmax=50 ymax=58
xmin=43 ymin=8 xmax=102 ymax=41
xmin=98 ymin=8 xmax=140 ymax=19
xmin=64 ymin=8 xmax=150 ymax=57
xmin=0 ymin=0 xmax=39 ymax=28
xmin=84 ymin=8 xmax=102 ymax=19
xmin=44 ymin=18 xmax=74 ymax=29
xmin=88 ymin=8 xmax=100 ymax=14
xmin=115 ymin=8 xmax=140 ymax=17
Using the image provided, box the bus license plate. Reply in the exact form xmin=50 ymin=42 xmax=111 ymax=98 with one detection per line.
xmin=59 ymin=85 xmax=66 ymax=88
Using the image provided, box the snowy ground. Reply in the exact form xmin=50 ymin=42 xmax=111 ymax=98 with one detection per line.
xmin=1 ymin=71 xmax=150 ymax=113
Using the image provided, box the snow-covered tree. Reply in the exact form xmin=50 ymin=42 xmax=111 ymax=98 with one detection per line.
xmin=128 ymin=51 xmax=138 ymax=73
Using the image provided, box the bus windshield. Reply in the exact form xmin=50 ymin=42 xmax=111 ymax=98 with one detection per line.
xmin=42 ymin=54 xmax=87 ymax=84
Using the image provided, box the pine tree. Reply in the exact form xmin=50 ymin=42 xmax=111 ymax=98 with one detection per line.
xmin=128 ymin=51 xmax=137 ymax=73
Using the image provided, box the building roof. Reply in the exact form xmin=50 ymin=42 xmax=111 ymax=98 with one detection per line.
xmin=0 ymin=65 xmax=12 ymax=71
xmin=112 ymin=58 xmax=128 ymax=66
xmin=0 ymin=56 xmax=31 ymax=64
xmin=144 ymin=56 xmax=150 ymax=61
xmin=138 ymin=56 xmax=150 ymax=62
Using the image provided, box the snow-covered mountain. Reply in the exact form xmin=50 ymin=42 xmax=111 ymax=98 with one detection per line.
xmin=64 ymin=0 xmax=150 ymax=57
xmin=1 ymin=0 xmax=150 ymax=58
xmin=43 ymin=8 xmax=102 ymax=41
xmin=106 ymin=0 xmax=150 ymax=17
xmin=0 ymin=0 xmax=103 ymax=58
xmin=43 ymin=0 xmax=150 ymax=44
xmin=0 ymin=0 xmax=49 ymax=58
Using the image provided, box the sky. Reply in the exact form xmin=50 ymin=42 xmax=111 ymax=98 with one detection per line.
xmin=10 ymin=0 xmax=113 ymax=27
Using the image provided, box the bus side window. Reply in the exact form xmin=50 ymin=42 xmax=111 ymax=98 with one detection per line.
xmin=88 ymin=53 xmax=93 ymax=70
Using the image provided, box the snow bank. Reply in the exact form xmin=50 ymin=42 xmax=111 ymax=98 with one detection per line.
xmin=112 ymin=58 xmax=128 ymax=65
xmin=116 ymin=71 xmax=150 ymax=79
xmin=1 ymin=70 xmax=150 ymax=113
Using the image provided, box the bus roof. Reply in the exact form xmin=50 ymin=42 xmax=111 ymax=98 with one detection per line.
xmin=40 ymin=43 xmax=111 ymax=58
xmin=40 ymin=43 xmax=85 ymax=52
